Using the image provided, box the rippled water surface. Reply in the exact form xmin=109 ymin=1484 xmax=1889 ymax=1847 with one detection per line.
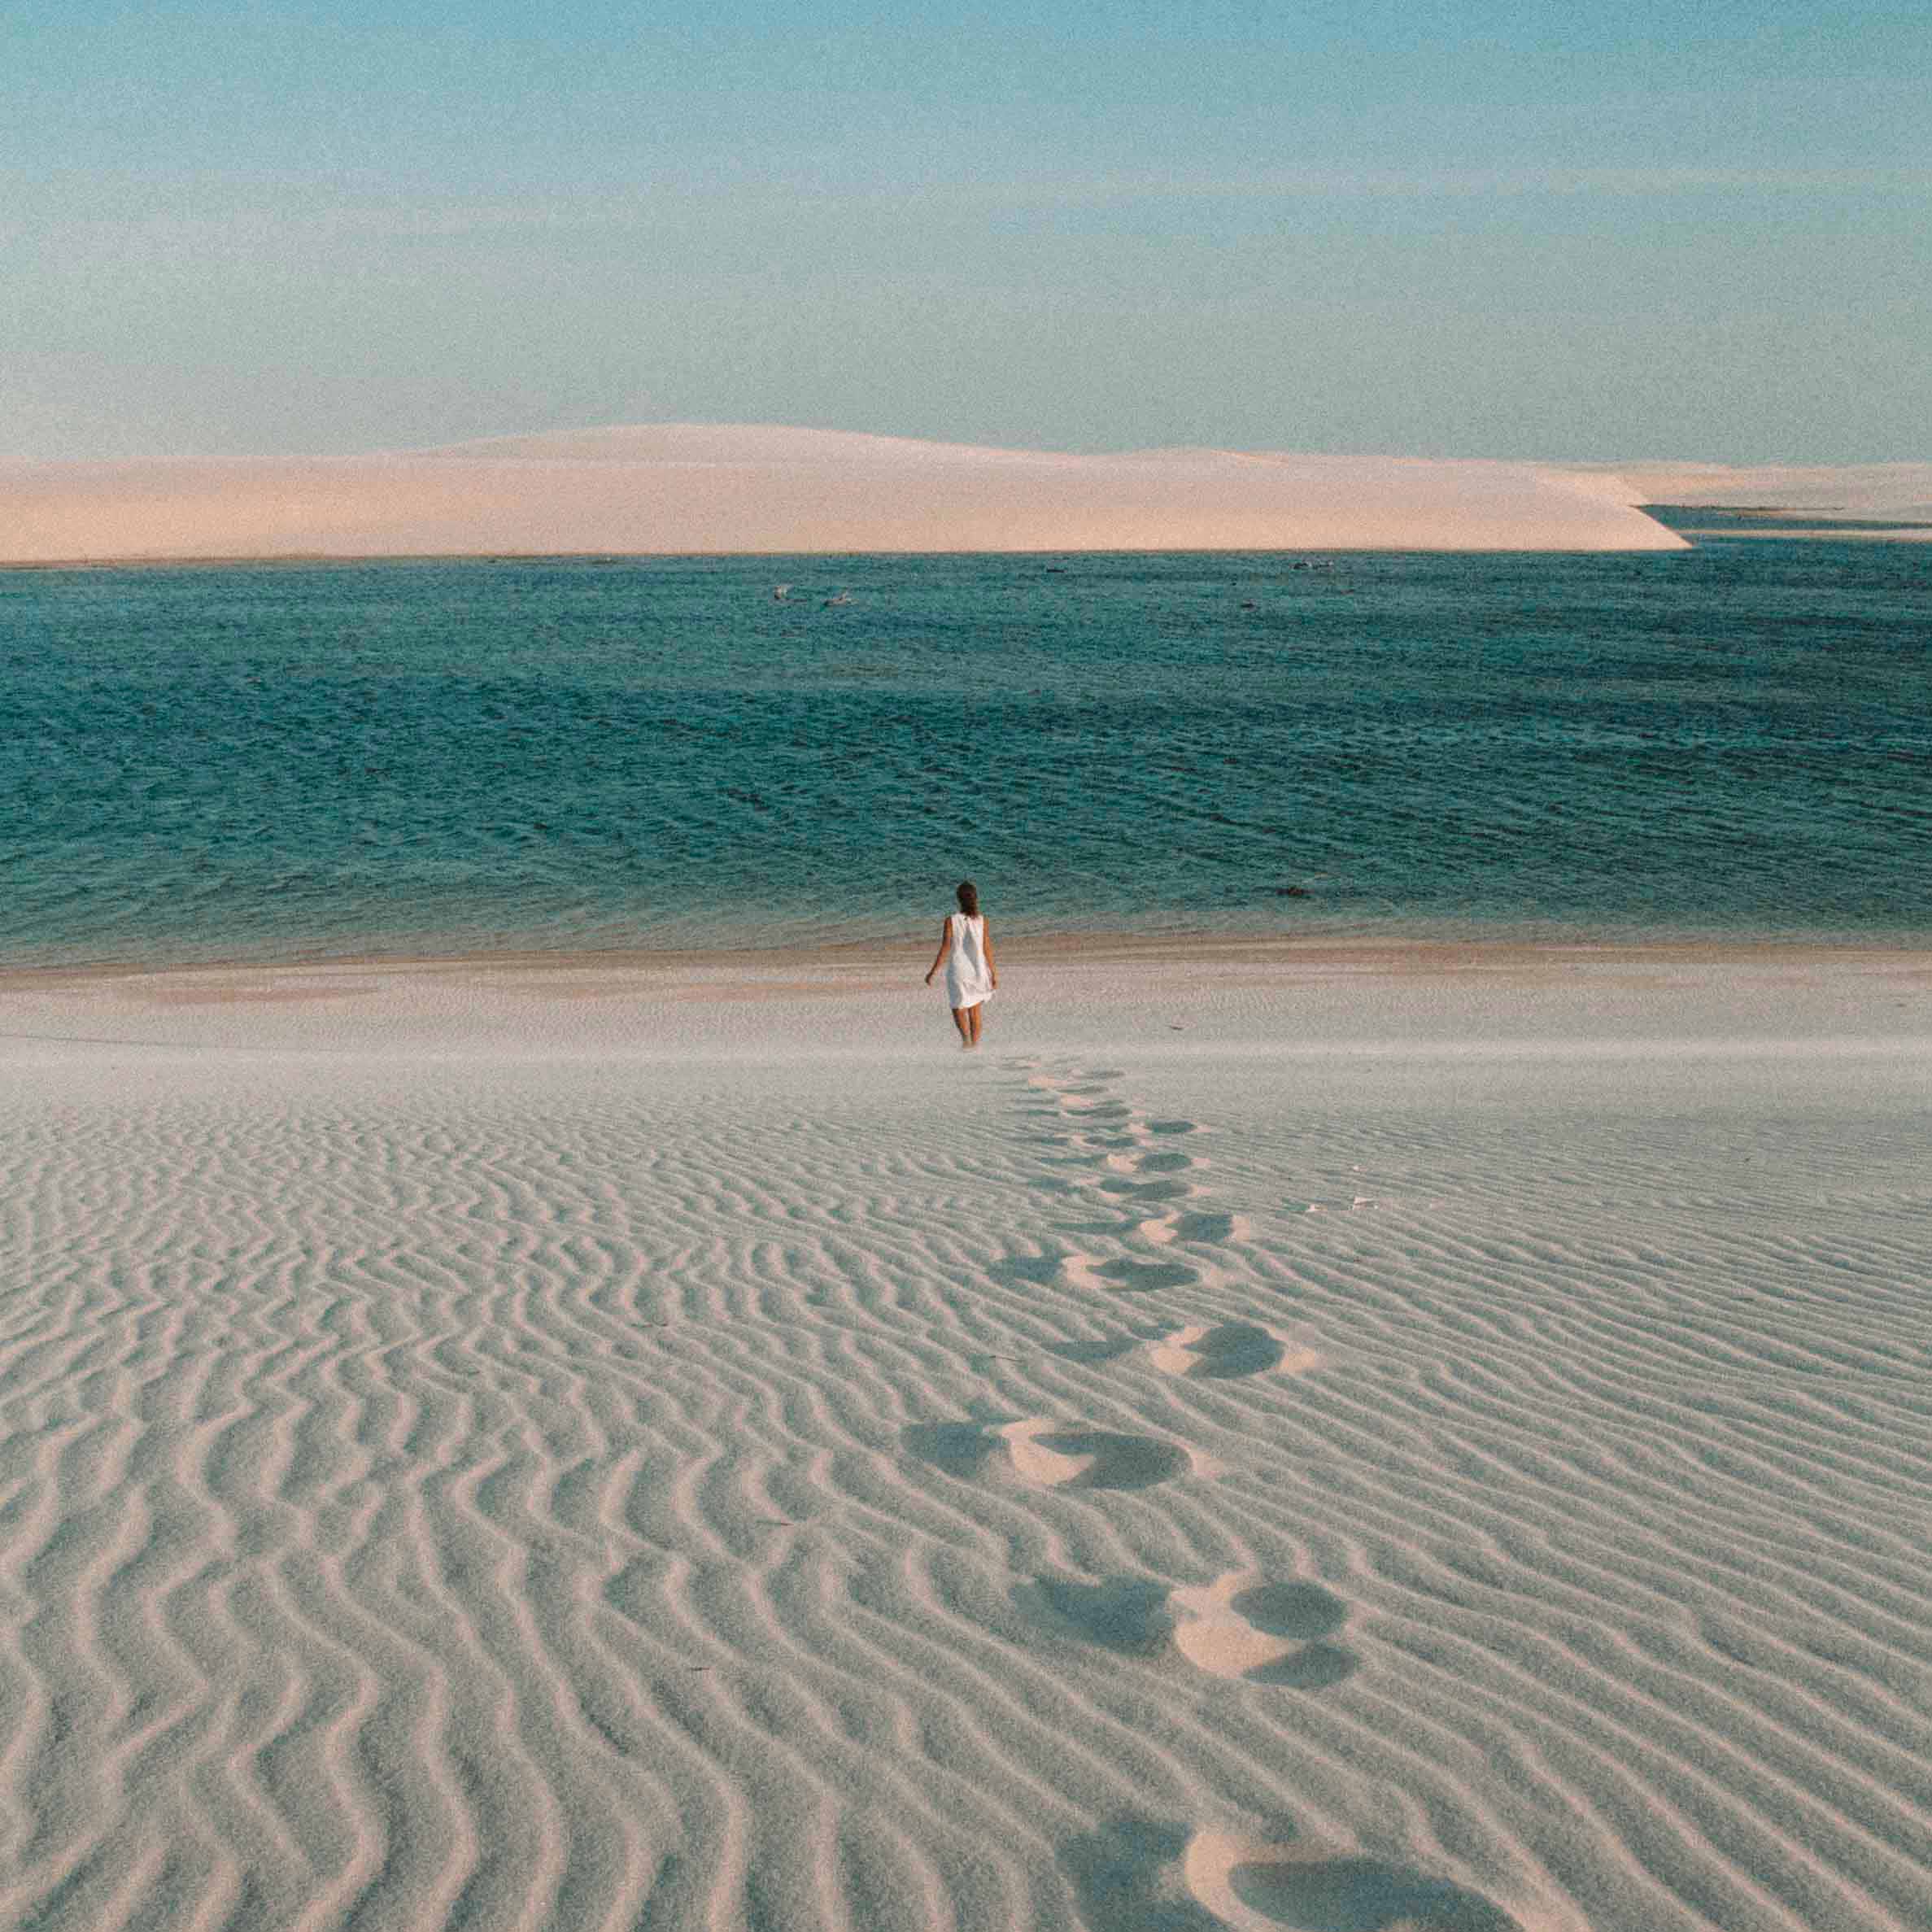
xmin=4 ymin=530 xmax=1927 ymax=965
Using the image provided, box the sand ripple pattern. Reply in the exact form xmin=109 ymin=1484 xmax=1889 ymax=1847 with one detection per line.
xmin=1 ymin=1049 xmax=1928 ymax=1930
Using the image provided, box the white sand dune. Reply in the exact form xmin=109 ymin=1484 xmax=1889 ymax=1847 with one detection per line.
xmin=2 ymin=942 xmax=1930 ymax=1930
xmin=0 ymin=423 xmax=1690 ymax=560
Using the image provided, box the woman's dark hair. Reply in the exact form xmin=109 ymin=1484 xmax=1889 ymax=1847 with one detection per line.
xmin=956 ymin=880 xmax=980 ymax=918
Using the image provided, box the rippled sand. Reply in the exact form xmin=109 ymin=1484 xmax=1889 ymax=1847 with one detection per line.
xmin=1 ymin=944 xmax=1927 ymax=1930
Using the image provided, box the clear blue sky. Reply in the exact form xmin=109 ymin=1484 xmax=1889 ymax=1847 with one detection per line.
xmin=5 ymin=1 xmax=1927 ymax=460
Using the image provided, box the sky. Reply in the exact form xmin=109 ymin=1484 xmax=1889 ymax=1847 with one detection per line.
xmin=4 ymin=2 xmax=1929 ymax=463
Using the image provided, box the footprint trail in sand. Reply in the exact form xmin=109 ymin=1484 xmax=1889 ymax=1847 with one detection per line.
xmin=2 ymin=1031 xmax=1927 ymax=1932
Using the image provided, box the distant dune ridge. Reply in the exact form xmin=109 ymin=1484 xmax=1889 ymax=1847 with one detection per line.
xmin=2 ymin=422 xmax=1698 ymax=559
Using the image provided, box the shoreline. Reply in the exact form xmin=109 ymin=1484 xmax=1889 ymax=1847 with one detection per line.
xmin=4 ymin=933 xmax=1925 ymax=1067
xmin=7 ymin=928 xmax=1930 ymax=991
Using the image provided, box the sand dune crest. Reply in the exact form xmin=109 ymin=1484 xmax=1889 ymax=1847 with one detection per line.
xmin=2 ymin=423 xmax=1690 ymax=558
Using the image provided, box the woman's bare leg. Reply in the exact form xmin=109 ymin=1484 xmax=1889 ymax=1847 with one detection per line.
xmin=966 ymin=1004 xmax=984 ymax=1048
xmin=951 ymin=1006 xmax=973 ymax=1047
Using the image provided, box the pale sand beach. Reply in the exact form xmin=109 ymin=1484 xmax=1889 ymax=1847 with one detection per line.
xmin=2 ymin=941 xmax=1929 ymax=1930
xmin=0 ymin=425 xmax=1688 ymax=561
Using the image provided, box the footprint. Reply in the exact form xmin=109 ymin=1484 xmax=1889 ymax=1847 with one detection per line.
xmin=1042 ymin=1333 xmax=1144 ymax=1366
xmin=1144 ymin=1206 xmax=1252 ymax=1252
xmin=1016 ymin=1575 xmax=1175 ymax=1655
xmin=1098 ymin=1176 xmax=1195 ymax=1204
xmin=1099 ymin=1257 xmax=1199 ymax=1293
xmin=1000 ymin=1418 xmax=1204 ymax=1489
xmin=1023 ymin=1571 xmax=1350 ymax=1684
xmin=908 ymin=1419 xmax=1206 ymax=1489
xmin=1066 ymin=1825 xmax=1528 ymax=1932
xmin=1149 ymin=1322 xmax=1317 ymax=1379
xmin=1102 ymin=1149 xmax=1196 ymax=1176
xmin=901 ymin=1420 xmax=1002 ymax=1478
xmin=991 ymin=1252 xmax=1070 ymax=1289
xmin=1062 ymin=1821 xmax=1223 ymax=1932
xmin=1187 ymin=1830 xmax=1526 ymax=1931
xmin=1170 ymin=1572 xmax=1356 ymax=1686
xmin=1064 ymin=1254 xmax=1200 ymax=1294
xmin=1127 ymin=1149 xmax=1199 ymax=1175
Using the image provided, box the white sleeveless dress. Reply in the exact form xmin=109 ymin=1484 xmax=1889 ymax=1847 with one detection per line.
xmin=941 ymin=913 xmax=993 ymax=1010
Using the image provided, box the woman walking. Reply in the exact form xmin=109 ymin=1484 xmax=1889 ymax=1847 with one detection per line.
xmin=925 ymin=880 xmax=998 ymax=1048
